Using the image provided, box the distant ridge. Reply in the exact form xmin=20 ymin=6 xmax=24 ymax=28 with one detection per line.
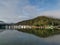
xmin=0 ymin=21 xmax=5 ymax=24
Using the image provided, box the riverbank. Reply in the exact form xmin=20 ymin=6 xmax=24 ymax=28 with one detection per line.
xmin=17 ymin=28 xmax=60 ymax=38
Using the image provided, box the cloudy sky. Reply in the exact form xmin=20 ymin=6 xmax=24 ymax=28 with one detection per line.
xmin=0 ymin=0 xmax=60 ymax=23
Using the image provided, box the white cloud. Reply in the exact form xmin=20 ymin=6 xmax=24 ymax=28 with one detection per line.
xmin=0 ymin=0 xmax=29 ymax=23
xmin=0 ymin=0 xmax=40 ymax=23
xmin=0 ymin=0 xmax=41 ymax=23
xmin=0 ymin=0 xmax=60 ymax=23
xmin=40 ymin=10 xmax=60 ymax=18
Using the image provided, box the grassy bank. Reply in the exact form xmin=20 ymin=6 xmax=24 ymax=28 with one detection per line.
xmin=17 ymin=28 xmax=60 ymax=38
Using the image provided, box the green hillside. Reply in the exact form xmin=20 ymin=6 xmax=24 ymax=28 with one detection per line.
xmin=16 ymin=16 xmax=60 ymax=26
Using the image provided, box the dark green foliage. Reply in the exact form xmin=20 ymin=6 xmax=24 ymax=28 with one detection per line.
xmin=17 ymin=29 xmax=60 ymax=38
xmin=16 ymin=16 xmax=60 ymax=38
xmin=16 ymin=16 xmax=60 ymax=26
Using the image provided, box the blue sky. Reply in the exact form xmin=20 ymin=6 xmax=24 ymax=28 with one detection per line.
xmin=0 ymin=0 xmax=60 ymax=23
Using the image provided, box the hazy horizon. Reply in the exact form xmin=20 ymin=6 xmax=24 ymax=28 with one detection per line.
xmin=0 ymin=0 xmax=60 ymax=23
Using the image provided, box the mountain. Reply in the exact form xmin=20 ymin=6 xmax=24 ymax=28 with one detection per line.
xmin=0 ymin=21 xmax=5 ymax=24
xmin=16 ymin=16 xmax=60 ymax=26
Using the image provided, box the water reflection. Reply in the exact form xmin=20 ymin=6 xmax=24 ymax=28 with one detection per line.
xmin=0 ymin=30 xmax=59 ymax=45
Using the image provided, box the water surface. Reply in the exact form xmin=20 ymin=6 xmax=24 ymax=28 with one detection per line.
xmin=0 ymin=30 xmax=60 ymax=45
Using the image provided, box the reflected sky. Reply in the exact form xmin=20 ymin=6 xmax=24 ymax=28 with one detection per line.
xmin=0 ymin=30 xmax=59 ymax=45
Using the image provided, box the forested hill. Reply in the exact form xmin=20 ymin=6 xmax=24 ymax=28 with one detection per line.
xmin=16 ymin=16 xmax=60 ymax=26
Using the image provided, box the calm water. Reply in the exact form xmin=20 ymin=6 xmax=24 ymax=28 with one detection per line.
xmin=0 ymin=30 xmax=60 ymax=45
